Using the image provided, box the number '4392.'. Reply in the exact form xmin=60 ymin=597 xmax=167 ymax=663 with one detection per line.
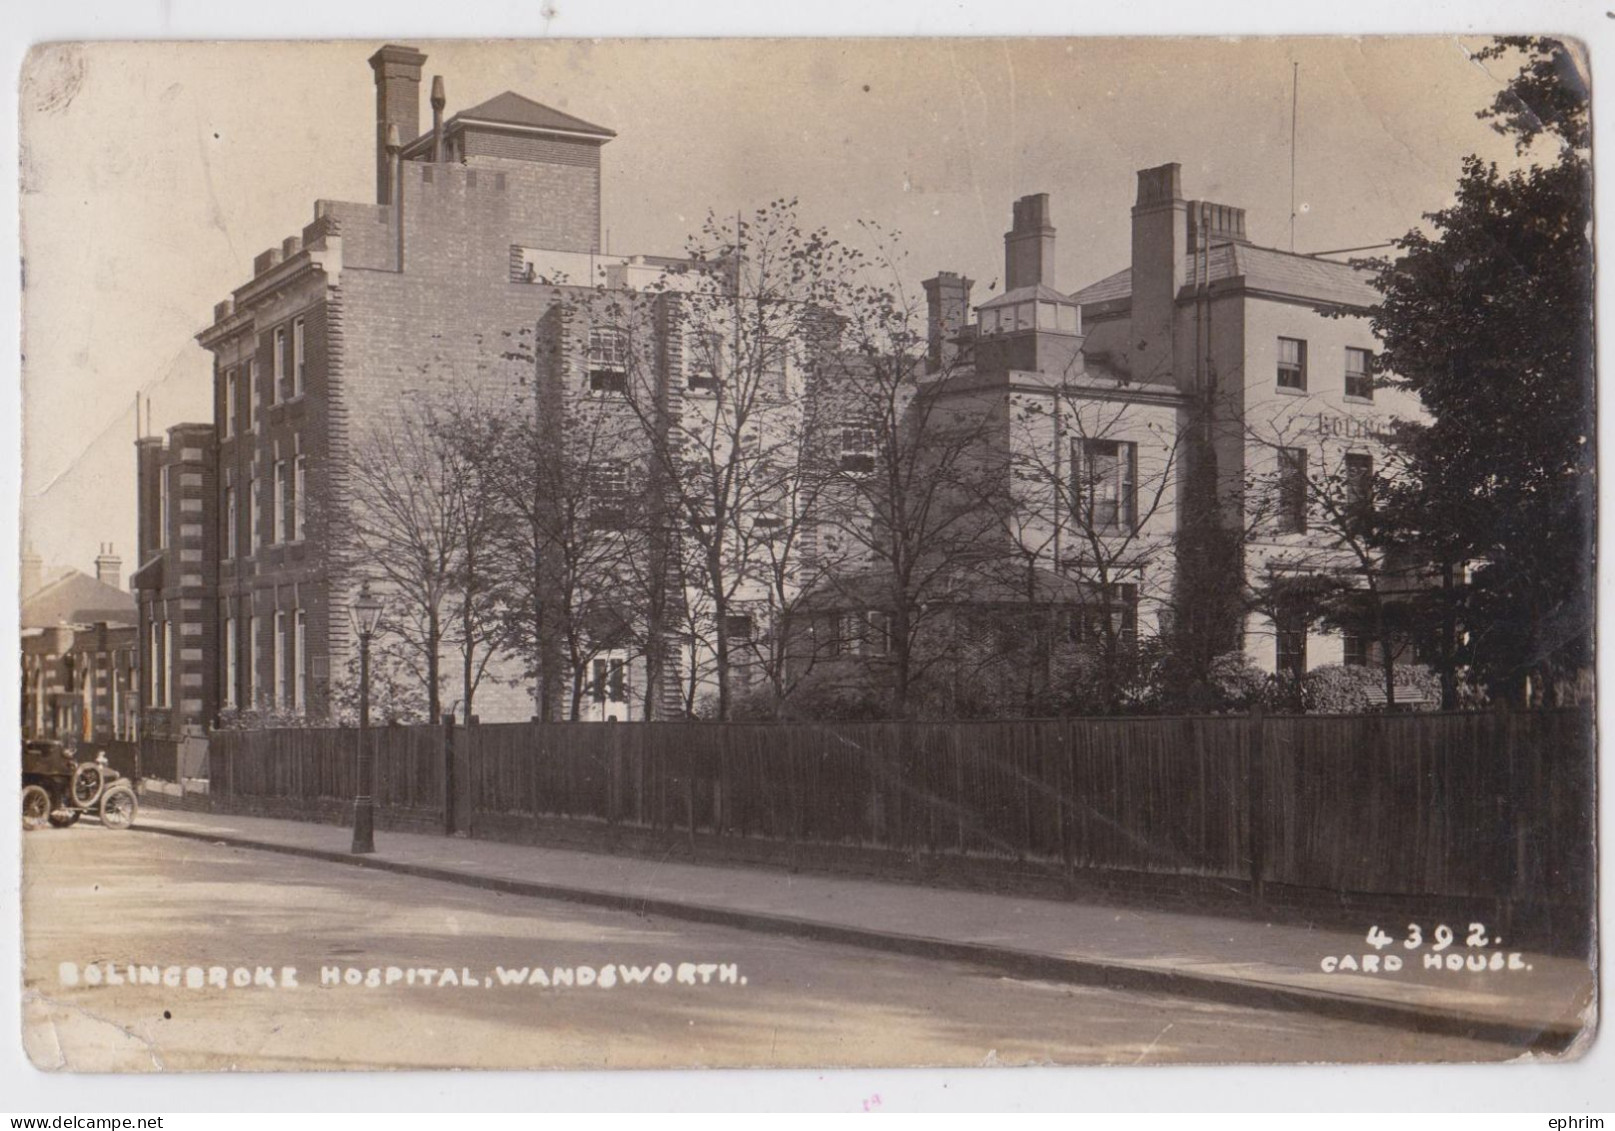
xmin=1365 ymin=923 xmax=1491 ymax=951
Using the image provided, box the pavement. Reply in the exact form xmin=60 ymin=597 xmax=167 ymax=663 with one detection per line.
xmin=129 ymin=801 xmax=1597 ymax=1054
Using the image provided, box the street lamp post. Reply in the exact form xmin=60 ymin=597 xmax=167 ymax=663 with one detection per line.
xmin=349 ymin=580 xmax=384 ymax=855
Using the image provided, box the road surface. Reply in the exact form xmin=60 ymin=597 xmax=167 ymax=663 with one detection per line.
xmin=21 ymin=826 xmax=1515 ymax=1071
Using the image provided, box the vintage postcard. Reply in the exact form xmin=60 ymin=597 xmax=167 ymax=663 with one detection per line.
xmin=15 ymin=34 xmax=1598 ymax=1078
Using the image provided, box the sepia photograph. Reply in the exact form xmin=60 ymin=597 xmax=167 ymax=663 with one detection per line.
xmin=7 ymin=12 xmax=1603 ymax=1109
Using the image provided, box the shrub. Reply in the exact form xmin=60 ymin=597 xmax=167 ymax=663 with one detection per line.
xmin=1302 ymin=663 xmax=1443 ymax=713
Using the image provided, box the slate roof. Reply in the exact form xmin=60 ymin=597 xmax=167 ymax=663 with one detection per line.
xmin=454 ymin=92 xmax=616 ymax=139
xmin=1071 ymin=243 xmax=1378 ymax=310
xmin=21 ymin=570 xmax=136 ymax=629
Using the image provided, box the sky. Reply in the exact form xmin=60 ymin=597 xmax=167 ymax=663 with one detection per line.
xmin=18 ymin=35 xmax=1533 ymax=580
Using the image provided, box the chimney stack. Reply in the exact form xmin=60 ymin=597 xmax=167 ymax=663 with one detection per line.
xmin=369 ymin=44 xmax=427 ymax=204
xmin=922 ymin=273 xmax=974 ymax=374
xmin=1130 ymin=163 xmax=1188 ymax=385
xmin=430 ymin=76 xmax=447 ymax=163
xmin=95 ymin=543 xmax=121 ymax=591
xmin=1005 ymin=193 xmax=1056 ymax=291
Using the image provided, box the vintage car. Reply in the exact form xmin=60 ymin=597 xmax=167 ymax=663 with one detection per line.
xmin=21 ymin=740 xmax=138 ymax=830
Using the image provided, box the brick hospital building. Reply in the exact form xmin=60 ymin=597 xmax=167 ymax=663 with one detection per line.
xmin=134 ymin=45 xmax=1419 ymax=729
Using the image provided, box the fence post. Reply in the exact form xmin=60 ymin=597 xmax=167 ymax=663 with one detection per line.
xmin=1248 ymin=705 xmax=1266 ymax=903
xmin=441 ymin=712 xmax=456 ymax=836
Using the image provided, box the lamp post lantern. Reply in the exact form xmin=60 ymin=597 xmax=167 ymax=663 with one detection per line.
xmin=348 ymin=580 xmax=384 ymax=854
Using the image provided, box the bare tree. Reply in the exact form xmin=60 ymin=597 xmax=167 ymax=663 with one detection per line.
xmin=1002 ymin=380 xmax=1183 ymax=713
xmin=806 ymin=238 xmax=1012 ymax=720
xmin=1243 ymin=408 xmax=1418 ymax=709
xmin=611 ymin=200 xmax=861 ymax=719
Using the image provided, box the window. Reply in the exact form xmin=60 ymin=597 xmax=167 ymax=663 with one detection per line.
xmin=588 ymin=327 xmax=629 ymax=393
xmin=294 ymin=609 xmax=306 ymax=710
xmin=292 ymin=318 xmax=306 ymax=397
xmin=225 ymin=369 xmax=237 ymax=438
xmin=817 ymin=613 xmax=844 ymax=658
xmin=589 ymin=460 xmax=629 ymax=529
xmin=223 ymin=614 xmax=237 ymax=708
xmin=1343 ymin=629 xmax=1368 ymax=668
xmin=246 ymin=616 xmax=258 ymax=707
xmin=270 ymin=613 xmax=283 ymax=707
xmin=1277 ymin=337 xmax=1307 ymax=391
xmin=250 ymin=473 xmax=261 ymax=553
xmin=1344 ymin=452 xmax=1373 ymax=512
xmin=292 ymin=452 xmax=306 ymax=542
xmin=1068 ymin=584 xmax=1140 ymax=646
xmin=246 ymin=360 xmax=258 ymax=431
xmin=165 ymin=621 xmax=176 ymax=711
xmin=158 ymin=466 xmax=169 ymax=549
xmin=1275 ymin=608 xmax=1307 ymax=680
xmin=690 ymin=330 xmax=724 ymax=392
xmin=272 ymin=458 xmax=286 ymax=545
xmin=273 ymin=327 xmax=286 ymax=402
xmin=591 ymin=657 xmax=626 ymax=703
xmin=1276 ymin=447 xmax=1308 ymax=533
xmin=1071 ymin=438 xmax=1138 ymax=532
xmin=759 ymin=337 xmax=787 ymax=398
xmin=275 ymin=611 xmax=288 ymax=708
xmin=724 ymin=613 xmax=754 ymax=641
xmin=1345 ymin=347 xmax=1373 ymax=400
xmin=866 ymin=610 xmax=892 ymax=657
xmin=148 ymin=621 xmax=163 ymax=706
xmin=840 ymin=423 xmax=877 ymax=475
xmin=224 ymin=485 xmax=237 ymax=560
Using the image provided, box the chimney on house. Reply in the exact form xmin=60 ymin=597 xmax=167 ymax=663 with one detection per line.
xmin=1131 ymin=163 xmax=1188 ymax=384
xmin=369 ymin=44 xmax=427 ymax=204
xmin=922 ymin=273 xmax=974 ymax=374
xmin=1005 ymin=193 xmax=1056 ymax=291
xmin=20 ymin=544 xmax=42 ymax=598
xmin=95 ymin=543 xmax=122 ymax=591
xmin=1187 ymin=200 xmax=1250 ymax=247
xmin=430 ymin=75 xmax=447 ymax=163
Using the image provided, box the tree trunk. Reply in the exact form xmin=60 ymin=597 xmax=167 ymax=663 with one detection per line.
xmin=427 ymin=608 xmax=441 ymax=725
xmin=1375 ymin=595 xmax=1396 ymax=711
xmin=461 ymin=585 xmax=475 ymax=722
xmin=1439 ymin=560 xmax=1458 ymax=710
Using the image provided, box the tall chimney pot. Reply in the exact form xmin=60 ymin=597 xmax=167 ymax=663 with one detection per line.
xmin=430 ymin=76 xmax=446 ymax=163
xmin=1005 ymin=193 xmax=1056 ymax=291
xmin=369 ymin=44 xmax=427 ymax=204
xmin=95 ymin=543 xmax=122 ymax=591
xmin=922 ymin=272 xmax=974 ymax=374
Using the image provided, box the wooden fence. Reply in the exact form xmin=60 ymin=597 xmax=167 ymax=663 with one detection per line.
xmin=205 ymin=709 xmax=1594 ymax=905
xmin=211 ymin=725 xmax=446 ymax=819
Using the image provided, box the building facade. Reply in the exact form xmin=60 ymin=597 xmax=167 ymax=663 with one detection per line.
xmin=160 ymin=44 xmax=849 ymax=724
xmin=141 ymin=46 xmax=1420 ymax=727
xmin=132 ymin=424 xmax=219 ymax=736
xmin=21 ymin=546 xmax=139 ymax=742
xmin=1072 ymin=163 xmax=1423 ymax=678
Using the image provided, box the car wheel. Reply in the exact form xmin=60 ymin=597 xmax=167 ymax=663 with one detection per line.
xmin=22 ymin=785 xmax=51 ymax=830
xmin=100 ymin=785 xmax=137 ymax=830
xmin=71 ymin=763 xmax=105 ymax=807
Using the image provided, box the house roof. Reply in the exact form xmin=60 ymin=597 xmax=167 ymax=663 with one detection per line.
xmin=1071 ymin=243 xmax=1379 ymax=310
xmin=976 ymin=282 xmax=1077 ymax=310
xmin=452 ymin=92 xmax=616 ymax=139
xmin=21 ymin=570 xmax=136 ymax=629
